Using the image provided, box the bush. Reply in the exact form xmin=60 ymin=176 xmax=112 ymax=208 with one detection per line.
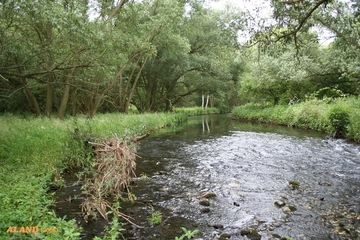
xmin=328 ymin=105 xmax=350 ymax=138
xmin=231 ymin=97 xmax=360 ymax=143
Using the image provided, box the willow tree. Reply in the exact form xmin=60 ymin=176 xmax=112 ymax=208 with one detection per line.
xmin=0 ymin=0 xmax=96 ymax=117
xmin=132 ymin=1 xmax=245 ymax=112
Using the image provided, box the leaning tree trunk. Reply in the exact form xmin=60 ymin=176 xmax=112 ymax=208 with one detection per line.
xmin=57 ymin=53 xmax=79 ymax=119
xmin=21 ymin=79 xmax=41 ymax=116
xmin=44 ymin=82 xmax=54 ymax=117
xmin=205 ymin=95 xmax=209 ymax=109
xmin=125 ymin=56 xmax=148 ymax=113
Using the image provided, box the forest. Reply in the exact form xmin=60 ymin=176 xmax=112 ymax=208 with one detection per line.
xmin=1 ymin=0 xmax=358 ymax=118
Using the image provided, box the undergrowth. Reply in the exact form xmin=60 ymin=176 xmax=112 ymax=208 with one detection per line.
xmin=173 ymin=107 xmax=221 ymax=115
xmin=231 ymin=96 xmax=360 ymax=142
xmin=0 ymin=112 xmax=185 ymax=239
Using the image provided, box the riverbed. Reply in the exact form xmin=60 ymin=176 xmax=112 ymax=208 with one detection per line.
xmin=55 ymin=114 xmax=360 ymax=239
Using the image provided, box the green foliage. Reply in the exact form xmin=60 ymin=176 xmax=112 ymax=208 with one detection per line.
xmin=174 ymin=227 xmax=200 ymax=240
xmin=140 ymin=173 xmax=149 ymax=180
xmin=232 ymin=97 xmax=360 ymax=143
xmin=328 ymin=104 xmax=350 ymax=137
xmin=313 ymin=87 xmax=346 ymax=100
xmin=174 ymin=107 xmax=220 ymax=116
xmin=0 ymin=112 xmax=184 ymax=239
xmin=93 ymin=217 xmax=125 ymax=240
xmin=0 ymin=0 xmax=245 ymax=116
xmin=148 ymin=211 xmax=162 ymax=225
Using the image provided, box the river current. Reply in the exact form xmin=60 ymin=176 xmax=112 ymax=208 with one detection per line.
xmin=55 ymin=114 xmax=360 ymax=239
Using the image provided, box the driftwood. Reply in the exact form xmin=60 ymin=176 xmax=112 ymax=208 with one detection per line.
xmin=82 ymin=136 xmax=140 ymax=225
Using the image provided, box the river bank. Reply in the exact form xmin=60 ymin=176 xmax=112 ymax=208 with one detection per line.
xmin=231 ymin=97 xmax=360 ymax=143
xmin=0 ymin=112 xmax=186 ymax=239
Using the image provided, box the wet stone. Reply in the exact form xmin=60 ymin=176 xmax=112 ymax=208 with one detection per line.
xmin=200 ymin=207 xmax=211 ymax=213
xmin=199 ymin=199 xmax=210 ymax=206
xmin=155 ymin=171 xmax=168 ymax=175
xmin=274 ymin=201 xmax=286 ymax=207
xmin=209 ymin=224 xmax=224 ymax=229
xmin=288 ymin=181 xmax=300 ymax=190
xmin=282 ymin=205 xmax=297 ymax=212
xmin=198 ymin=192 xmax=217 ymax=199
xmin=219 ymin=233 xmax=231 ymax=240
xmin=240 ymin=228 xmax=261 ymax=240
xmin=271 ymin=233 xmax=282 ymax=239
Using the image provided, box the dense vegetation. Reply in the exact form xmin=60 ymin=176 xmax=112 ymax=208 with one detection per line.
xmin=232 ymin=96 xmax=360 ymax=142
xmin=0 ymin=0 xmax=243 ymax=117
xmin=1 ymin=0 xmax=359 ymax=238
xmin=0 ymin=113 xmax=186 ymax=239
xmin=1 ymin=0 xmax=359 ymax=118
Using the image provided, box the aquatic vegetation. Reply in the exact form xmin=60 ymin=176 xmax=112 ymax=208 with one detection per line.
xmin=93 ymin=217 xmax=125 ymax=240
xmin=288 ymin=181 xmax=300 ymax=190
xmin=174 ymin=227 xmax=200 ymax=240
xmin=148 ymin=211 xmax=162 ymax=225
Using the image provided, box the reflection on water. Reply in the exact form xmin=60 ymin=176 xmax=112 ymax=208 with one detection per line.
xmin=133 ymin=114 xmax=359 ymax=239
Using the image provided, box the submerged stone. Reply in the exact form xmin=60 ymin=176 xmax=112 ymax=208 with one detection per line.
xmin=199 ymin=199 xmax=210 ymax=206
xmin=274 ymin=201 xmax=286 ymax=207
xmin=282 ymin=205 xmax=297 ymax=212
xmin=219 ymin=233 xmax=231 ymax=240
xmin=288 ymin=181 xmax=300 ymax=190
xmin=240 ymin=228 xmax=261 ymax=240
xmin=198 ymin=192 xmax=217 ymax=199
xmin=209 ymin=224 xmax=224 ymax=229
xmin=200 ymin=207 xmax=210 ymax=213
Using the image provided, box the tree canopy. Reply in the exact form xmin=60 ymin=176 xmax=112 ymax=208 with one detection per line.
xmin=0 ymin=0 xmax=359 ymax=116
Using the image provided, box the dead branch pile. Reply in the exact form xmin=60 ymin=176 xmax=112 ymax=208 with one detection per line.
xmin=81 ymin=136 xmax=137 ymax=222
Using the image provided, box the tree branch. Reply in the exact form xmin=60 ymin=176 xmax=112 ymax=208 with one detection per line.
xmin=275 ymin=0 xmax=328 ymax=42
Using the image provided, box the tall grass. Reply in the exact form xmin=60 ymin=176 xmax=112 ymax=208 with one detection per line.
xmin=0 ymin=112 xmax=185 ymax=239
xmin=231 ymin=97 xmax=360 ymax=143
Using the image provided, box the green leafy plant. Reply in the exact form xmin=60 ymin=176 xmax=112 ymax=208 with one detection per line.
xmin=174 ymin=227 xmax=200 ymax=240
xmin=140 ymin=172 xmax=149 ymax=180
xmin=328 ymin=105 xmax=350 ymax=138
xmin=93 ymin=217 xmax=125 ymax=240
xmin=148 ymin=211 xmax=162 ymax=225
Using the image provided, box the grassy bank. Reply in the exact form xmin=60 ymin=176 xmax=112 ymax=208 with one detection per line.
xmin=0 ymin=112 xmax=186 ymax=239
xmin=173 ymin=107 xmax=221 ymax=115
xmin=232 ymin=97 xmax=360 ymax=143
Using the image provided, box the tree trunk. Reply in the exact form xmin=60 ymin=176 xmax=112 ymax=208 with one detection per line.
xmin=44 ymin=19 xmax=54 ymax=117
xmin=125 ymin=56 xmax=148 ymax=113
xmin=21 ymin=79 xmax=41 ymax=116
xmin=202 ymin=94 xmax=204 ymax=108
xmin=44 ymin=83 xmax=54 ymax=117
xmin=57 ymin=53 xmax=80 ymax=119
xmin=205 ymin=95 xmax=209 ymax=109
xmin=96 ymin=50 xmax=141 ymax=114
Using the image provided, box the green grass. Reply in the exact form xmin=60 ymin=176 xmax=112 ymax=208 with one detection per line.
xmin=0 ymin=112 xmax=185 ymax=239
xmin=173 ymin=107 xmax=221 ymax=115
xmin=231 ymin=96 xmax=360 ymax=143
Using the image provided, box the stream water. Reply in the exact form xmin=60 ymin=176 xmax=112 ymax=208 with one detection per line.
xmin=54 ymin=114 xmax=360 ymax=240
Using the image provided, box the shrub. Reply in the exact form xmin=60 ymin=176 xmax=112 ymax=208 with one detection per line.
xmin=328 ymin=105 xmax=350 ymax=138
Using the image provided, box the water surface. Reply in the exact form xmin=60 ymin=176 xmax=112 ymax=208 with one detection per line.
xmin=55 ymin=114 xmax=360 ymax=239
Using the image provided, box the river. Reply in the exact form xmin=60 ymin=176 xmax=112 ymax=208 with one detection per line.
xmin=55 ymin=114 xmax=360 ymax=240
